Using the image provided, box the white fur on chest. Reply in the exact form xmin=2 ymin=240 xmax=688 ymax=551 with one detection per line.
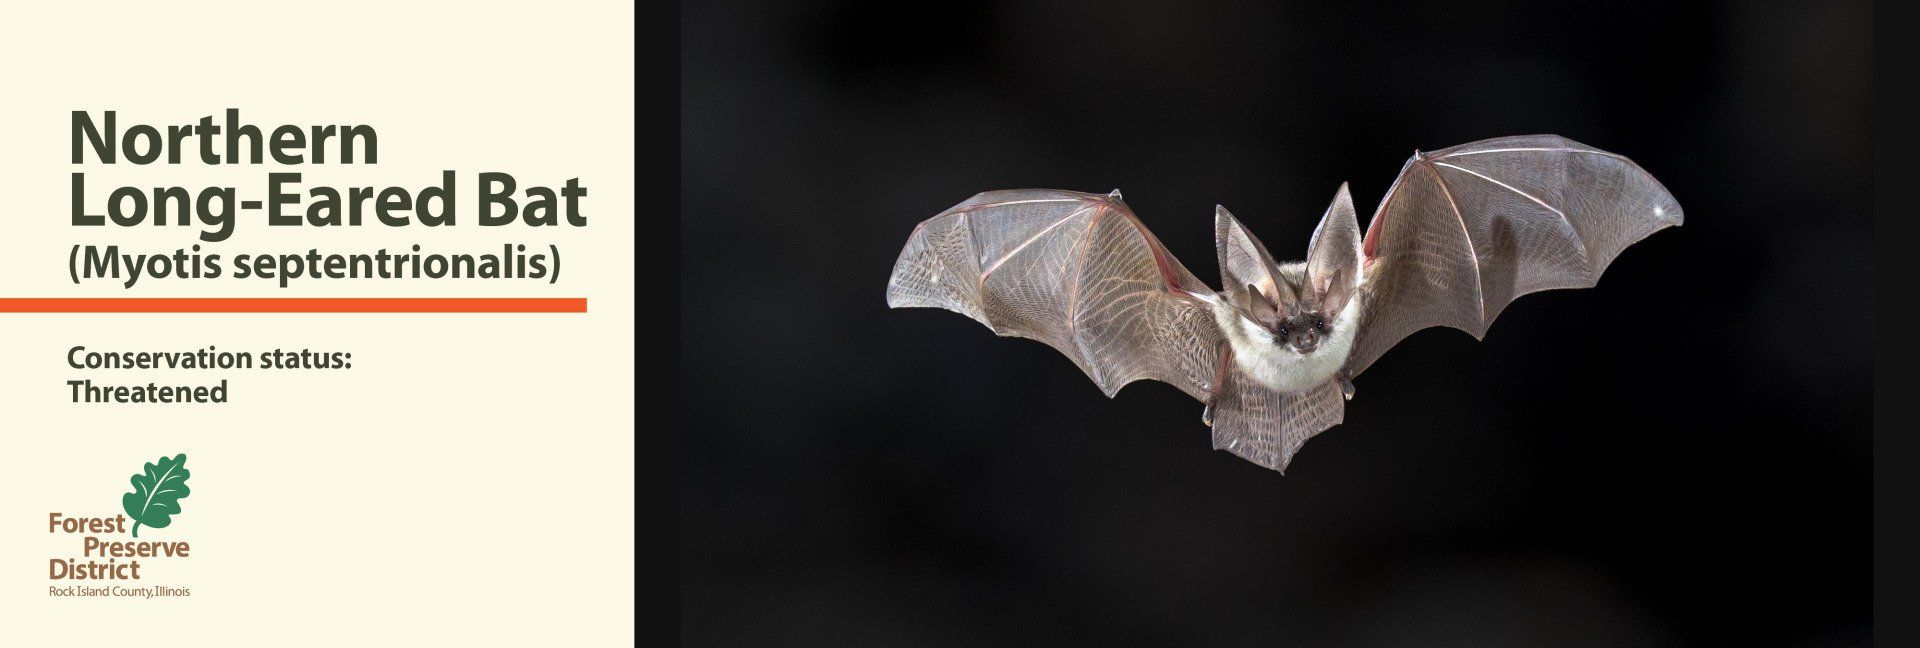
xmin=1210 ymin=295 xmax=1361 ymax=393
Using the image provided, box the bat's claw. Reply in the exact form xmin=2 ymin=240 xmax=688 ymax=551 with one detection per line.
xmin=1337 ymin=373 xmax=1355 ymax=401
xmin=1201 ymin=401 xmax=1215 ymax=427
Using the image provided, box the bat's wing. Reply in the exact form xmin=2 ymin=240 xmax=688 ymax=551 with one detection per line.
xmin=886 ymin=189 xmax=1223 ymax=401
xmin=1346 ymin=135 xmax=1683 ymax=377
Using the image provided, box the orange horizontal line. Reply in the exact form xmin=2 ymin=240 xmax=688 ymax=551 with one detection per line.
xmin=0 ymin=298 xmax=586 ymax=313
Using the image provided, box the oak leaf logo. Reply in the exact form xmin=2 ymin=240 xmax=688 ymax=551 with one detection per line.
xmin=122 ymin=454 xmax=191 ymax=538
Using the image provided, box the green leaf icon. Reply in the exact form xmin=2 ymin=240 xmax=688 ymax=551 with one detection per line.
xmin=122 ymin=454 xmax=190 ymax=538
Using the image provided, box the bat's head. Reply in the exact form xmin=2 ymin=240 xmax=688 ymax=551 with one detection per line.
xmin=1268 ymin=288 xmax=1331 ymax=353
xmin=1215 ymin=185 xmax=1365 ymax=355
xmin=1227 ymin=274 xmax=1350 ymax=355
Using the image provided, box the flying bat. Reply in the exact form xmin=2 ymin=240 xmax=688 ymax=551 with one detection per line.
xmin=885 ymin=135 xmax=1681 ymax=473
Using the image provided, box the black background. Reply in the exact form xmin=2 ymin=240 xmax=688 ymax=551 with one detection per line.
xmin=680 ymin=1 xmax=1871 ymax=644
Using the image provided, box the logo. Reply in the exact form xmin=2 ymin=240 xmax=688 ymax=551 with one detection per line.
xmin=122 ymin=453 xmax=191 ymax=538
xmin=46 ymin=453 xmax=194 ymax=598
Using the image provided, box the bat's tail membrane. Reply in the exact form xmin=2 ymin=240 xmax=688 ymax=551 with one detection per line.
xmin=1210 ymin=373 xmax=1345 ymax=474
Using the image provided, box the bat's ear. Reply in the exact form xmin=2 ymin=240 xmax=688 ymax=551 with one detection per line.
xmin=1215 ymin=205 xmax=1288 ymax=310
xmin=1244 ymin=284 xmax=1283 ymax=328
xmin=1306 ymin=183 xmax=1363 ymax=316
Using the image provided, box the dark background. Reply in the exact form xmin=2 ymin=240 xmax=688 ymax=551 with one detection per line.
xmin=680 ymin=1 xmax=1871 ymax=644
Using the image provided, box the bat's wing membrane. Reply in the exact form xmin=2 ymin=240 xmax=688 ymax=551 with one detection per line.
xmin=887 ymin=189 xmax=1224 ymax=401
xmin=1347 ymin=135 xmax=1683 ymax=377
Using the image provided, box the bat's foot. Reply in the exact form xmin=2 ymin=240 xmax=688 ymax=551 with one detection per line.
xmin=1202 ymin=402 xmax=1215 ymax=427
xmin=1337 ymin=372 xmax=1355 ymax=401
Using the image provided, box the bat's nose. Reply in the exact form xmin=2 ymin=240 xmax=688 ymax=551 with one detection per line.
xmin=1291 ymin=330 xmax=1319 ymax=353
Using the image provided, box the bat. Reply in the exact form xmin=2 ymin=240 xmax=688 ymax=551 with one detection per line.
xmin=885 ymin=135 xmax=1681 ymax=473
